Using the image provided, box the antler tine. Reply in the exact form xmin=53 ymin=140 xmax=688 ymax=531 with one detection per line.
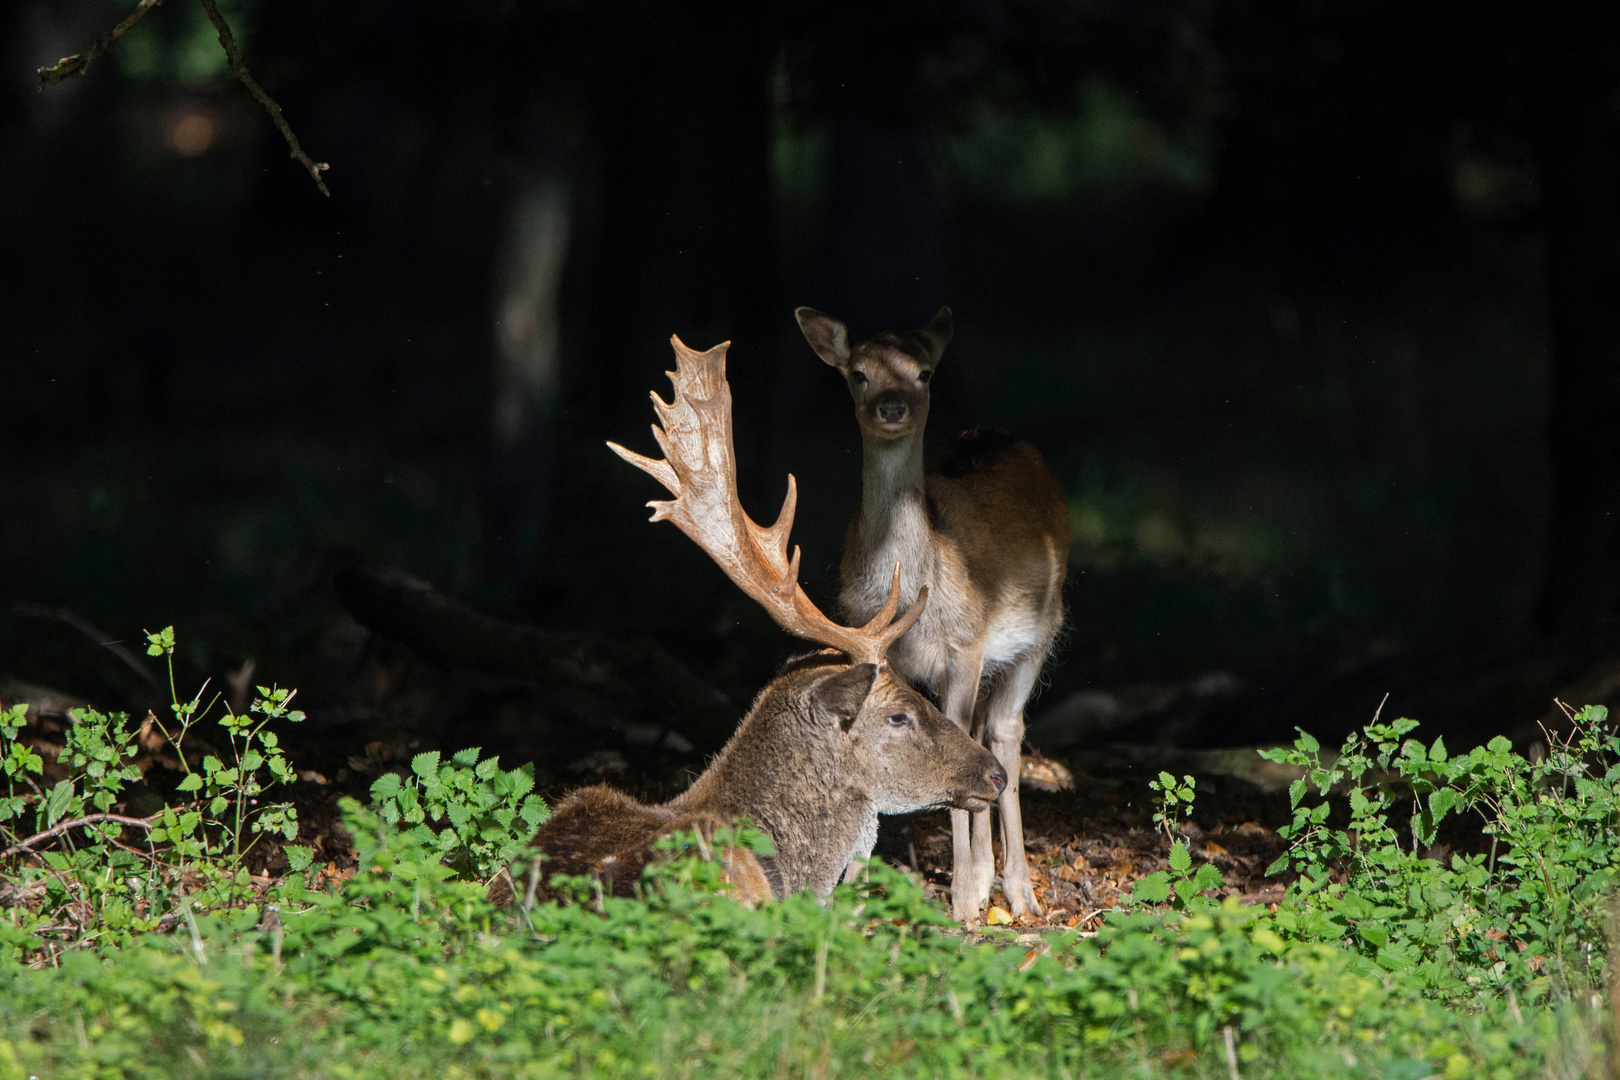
xmin=607 ymin=439 xmax=679 ymax=499
xmin=857 ymin=561 xmax=905 ymax=635
xmin=876 ymin=585 xmax=929 ymax=654
xmin=608 ymin=333 xmax=925 ymax=667
xmin=745 ymin=474 xmax=798 ymax=571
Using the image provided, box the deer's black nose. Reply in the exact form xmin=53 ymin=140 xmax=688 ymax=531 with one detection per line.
xmin=987 ymin=761 xmax=1008 ymax=794
xmin=875 ymin=393 xmax=908 ymax=423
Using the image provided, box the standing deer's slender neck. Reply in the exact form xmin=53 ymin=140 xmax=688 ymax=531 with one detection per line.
xmin=856 ymin=429 xmax=930 ymax=556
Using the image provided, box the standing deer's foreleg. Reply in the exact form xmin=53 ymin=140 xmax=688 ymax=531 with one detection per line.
xmin=986 ymin=652 xmax=1044 ymax=916
xmin=967 ymin=693 xmax=996 ymax=911
xmin=939 ymin=647 xmax=986 ymax=922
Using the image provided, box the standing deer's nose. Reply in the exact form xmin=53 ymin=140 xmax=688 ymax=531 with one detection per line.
xmin=875 ymin=393 xmax=909 ymax=423
xmin=987 ymin=761 xmax=1008 ymax=794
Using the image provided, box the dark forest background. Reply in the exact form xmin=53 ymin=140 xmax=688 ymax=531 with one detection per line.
xmin=2 ymin=0 xmax=1617 ymax=789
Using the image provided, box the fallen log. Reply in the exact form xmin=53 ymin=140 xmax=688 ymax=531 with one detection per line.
xmin=331 ymin=556 xmax=735 ymax=748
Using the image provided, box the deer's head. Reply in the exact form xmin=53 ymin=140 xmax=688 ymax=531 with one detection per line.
xmin=796 ymin=307 xmax=953 ymax=442
xmin=800 ymin=658 xmax=1006 ymax=814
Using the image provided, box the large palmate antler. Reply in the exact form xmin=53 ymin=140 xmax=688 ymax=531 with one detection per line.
xmin=608 ymin=335 xmax=925 ymax=667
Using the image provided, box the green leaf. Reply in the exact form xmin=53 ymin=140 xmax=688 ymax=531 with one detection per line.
xmin=1297 ymin=730 xmax=1320 ymax=753
xmin=370 ymin=773 xmax=403 ymax=801
xmin=507 ymin=768 xmax=536 ymax=800
xmin=176 ymin=772 xmax=204 ymax=792
xmin=452 ymin=747 xmax=482 ymax=768
xmin=1167 ymin=841 xmax=1192 ymax=873
xmin=1288 ymin=778 xmax=1306 ymax=809
xmin=46 ymin=779 xmax=75 ymax=824
xmin=519 ymin=797 xmax=550 ymax=827
xmin=411 ymin=751 xmax=441 ymax=779
xmin=1132 ymin=872 xmax=1172 ymax=904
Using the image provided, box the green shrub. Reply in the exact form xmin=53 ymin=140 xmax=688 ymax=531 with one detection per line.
xmin=1262 ymin=706 xmax=1620 ymax=1003
xmin=370 ymin=747 xmax=550 ymax=883
xmin=0 ymin=627 xmax=308 ymax=959
xmin=3 ymin=628 xmax=1616 ymax=1077
xmin=0 ymin=797 xmax=1575 ymax=1079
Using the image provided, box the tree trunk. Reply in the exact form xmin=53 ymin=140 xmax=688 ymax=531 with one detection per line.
xmin=486 ymin=173 xmax=571 ymax=594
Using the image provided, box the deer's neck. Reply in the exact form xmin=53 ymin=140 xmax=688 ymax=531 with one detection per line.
xmin=850 ymin=432 xmax=933 ymax=602
xmin=667 ymin=713 xmax=870 ymax=897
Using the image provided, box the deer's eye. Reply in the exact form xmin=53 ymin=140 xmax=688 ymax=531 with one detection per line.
xmin=885 ymin=713 xmax=912 ymax=728
xmin=917 ymin=370 xmax=932 ymax=384
xmin=851 ymin=371 xmax=868 ymax=385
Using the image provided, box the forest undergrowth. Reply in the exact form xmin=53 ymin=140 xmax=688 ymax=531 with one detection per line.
xmin=3 ymin=629 xmax=1620 ymax=1078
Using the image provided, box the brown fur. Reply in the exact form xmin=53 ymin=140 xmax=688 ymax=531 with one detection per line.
xmin=911 ymin=432 xmax=1069 ymax=613
xmin=525 ymin=786 xmax=772 ymax=906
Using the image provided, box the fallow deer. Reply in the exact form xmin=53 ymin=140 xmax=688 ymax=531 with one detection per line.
xmin=511 ymin=335 xmax=1007 ymax=904
xmin=796 ymin=306 xmax=1070 ymax=920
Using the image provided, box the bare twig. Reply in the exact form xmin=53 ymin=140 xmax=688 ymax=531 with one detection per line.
xmin=198 ymin=0 xmax=330 ymax=196
xmin=36 ymin=0 xmax=167 ymax=89
xmin=2 ymin=813 xmax=156 ymax=861
xmin=12 ymin=604 xmax=161 ymax=690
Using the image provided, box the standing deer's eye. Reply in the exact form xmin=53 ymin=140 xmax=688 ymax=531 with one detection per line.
xmin=851 ymin=371 xmax=868 ymax=385
xmin=885 ymin=713 xmax=913 ymax=728
xmin=917 ymin=370 xmax=932 ymax=384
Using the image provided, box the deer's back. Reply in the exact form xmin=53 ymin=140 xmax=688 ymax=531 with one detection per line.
xmin=932 ymin=430 xmax=1068 ymax=618
xmin=529 ymin=784 xmax=770 ymax=902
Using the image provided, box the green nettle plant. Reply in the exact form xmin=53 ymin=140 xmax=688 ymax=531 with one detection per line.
xmin=1133 ymin=771 xmax=1224 ymax=910
xmin=1262 ymin=706 xmax=1620 ymax=1002
xmin=370 ymin=747 xmax=550 ymax=881
xmin=142 ymin=625 xmax=311 ymax=878
xmin=0 ymin=627 xmax=310 ymax=958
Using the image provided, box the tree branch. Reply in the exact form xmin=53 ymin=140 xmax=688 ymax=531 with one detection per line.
xmin=2 ymin=813 xmax=157 ymax=861
xmin=36 ymin=0 xmax=166 ymax=90
xmin=332 ymin=556 xmax=737 ymax=748
xmin=12 ymin=604 xmax=162 ymax=691
xmin=197 ymin=0 xmax=330 ymax=196
xmin=35 ymin=0 xmax=331 ymax=197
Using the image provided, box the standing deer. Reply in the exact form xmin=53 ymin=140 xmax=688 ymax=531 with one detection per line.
xmin=796 ymin=306 xmax=1069 ymax=920
xmin=508 ymin=335 xmax=1007 ymax=904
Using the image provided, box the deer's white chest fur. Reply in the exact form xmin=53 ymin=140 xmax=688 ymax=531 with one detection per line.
xmin=842 ymin=482 xmax=1047 ymax=693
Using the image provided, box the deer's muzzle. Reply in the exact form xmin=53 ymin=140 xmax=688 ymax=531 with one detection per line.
xmin=874 ymin=392 xmax=909 ymax=424
xmin=954 ymin=758 xmax=1007 ymax=811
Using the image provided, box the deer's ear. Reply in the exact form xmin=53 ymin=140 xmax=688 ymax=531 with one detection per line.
xmin=919 ymin=306 xmax=953 ymax=360
xmin=795 ymin=307 xmax=851 ymax=369
xmin=812 ymin=663 xmax=877 ymax=731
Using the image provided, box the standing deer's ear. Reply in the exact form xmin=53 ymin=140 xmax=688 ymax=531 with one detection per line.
xmin=795 ymin=307 xmax=851 ymax=369
xmin=918 ymin=306 xmax=953 ymax=361
xmin=812 ymin=663 xmax=877 ymax=731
